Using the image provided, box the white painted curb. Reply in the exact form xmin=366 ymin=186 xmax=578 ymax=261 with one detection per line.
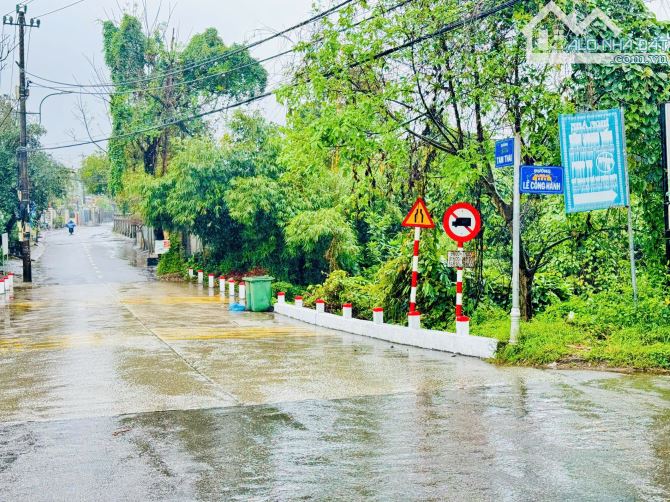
xmin=274 ymin=303 xmax=498 ymax=359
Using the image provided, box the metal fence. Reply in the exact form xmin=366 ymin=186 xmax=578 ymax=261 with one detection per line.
xmin=113 ymin=216 xmax=203 ymax=256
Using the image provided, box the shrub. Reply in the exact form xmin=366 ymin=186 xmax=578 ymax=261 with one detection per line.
xmin=303 ymin=270 xmax=379 ymax=319
xmin=157 ymin=242 xmax=186 ymax=277
xmin=272 ymin=281 xmax=302 ymax=302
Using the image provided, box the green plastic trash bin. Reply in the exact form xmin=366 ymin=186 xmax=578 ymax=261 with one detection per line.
xmin=243 ymin=276 xmax=274 ymax=312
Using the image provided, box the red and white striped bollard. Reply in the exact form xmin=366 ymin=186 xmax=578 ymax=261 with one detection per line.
xmin=410 ymin=227 xmax=420 ymax=312
xmin=456 ymin=242 xmax=464 ymax=317
xmin=455 ymin=242 xmax=470 ymax=335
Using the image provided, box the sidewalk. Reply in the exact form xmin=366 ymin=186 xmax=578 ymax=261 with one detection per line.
xmin=3 ymin=230 xmax=51 ymax=279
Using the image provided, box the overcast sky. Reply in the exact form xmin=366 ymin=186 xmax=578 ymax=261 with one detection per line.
xmin=1 ymin=0 xmax=314 ymax=165
xmin=1 ymin=0 xmax=668 ymax=167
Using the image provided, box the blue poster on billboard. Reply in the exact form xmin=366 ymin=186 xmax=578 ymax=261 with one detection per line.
xmin=559 ymin=109 xmax=629 ymax=213
xmin=520 ymin=166 xmax=563 ymax=195
xmin=495 ymin=138 xmax=515 ymax=168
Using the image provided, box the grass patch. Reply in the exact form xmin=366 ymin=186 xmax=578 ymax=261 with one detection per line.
xmin=471 ymin=288 xmax=670 ymax=371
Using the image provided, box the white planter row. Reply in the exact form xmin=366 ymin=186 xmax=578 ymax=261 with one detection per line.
xmin=187 ymin=269 xmax=246 ymax=299
xmin=273 ymin=302 xmax=498 ymax=359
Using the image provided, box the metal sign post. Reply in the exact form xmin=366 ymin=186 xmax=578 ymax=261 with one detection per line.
xmin=661 ymin=103 xmax=670 ymax=271
xmin=401 ymin=198 xmax=435 ymax=313
xmin=443 ymin=202 xmax=482 ymax=335
xmin=511 ymin=134 xmax=521 ymax=344
xmin=622 ymin=111 xmax=638 ymax=303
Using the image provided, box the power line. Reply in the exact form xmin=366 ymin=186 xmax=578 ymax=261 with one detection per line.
xmin=28 ymin=0 xmax=415 ymax=98
xmin=31 ymin=49 xmax=294 ymax=96
xmin=36 ymin=90 xmax=276 ymax=151
xmin=33 ymin=0 xmax=85 ymax=18
xmin=355 ymin=0 xmax=525 ymax=67
xmin=35 ymin=0 xmax=524 ymax=152
xmin=26 ymin=0 xmax=357 ymax=90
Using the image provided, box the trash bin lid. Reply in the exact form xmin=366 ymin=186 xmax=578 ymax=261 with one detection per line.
xmin=242 ymin=275 xmax=274 ymax=282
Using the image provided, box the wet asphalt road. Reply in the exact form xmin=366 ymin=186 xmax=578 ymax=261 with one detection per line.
xmin=0 ymin=226 xmax=669 ymax=501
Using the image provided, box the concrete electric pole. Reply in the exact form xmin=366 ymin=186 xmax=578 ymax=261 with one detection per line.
xmin=3 ymin=5 xmax=40 ymax=282
xmin=510 ymin=133 xmax=521 ymax=345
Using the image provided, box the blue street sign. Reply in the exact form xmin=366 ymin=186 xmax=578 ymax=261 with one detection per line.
xmin=520 ymin=166 xmax=564 ymax=195
xmin=559 ymin=109 xmax=629 ymax=213
xmin=495 ymin=138 xmax=515 ymax=168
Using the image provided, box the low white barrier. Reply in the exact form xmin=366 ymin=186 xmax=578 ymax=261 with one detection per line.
xmin=274 ymin=303 xmax=498 ymax=359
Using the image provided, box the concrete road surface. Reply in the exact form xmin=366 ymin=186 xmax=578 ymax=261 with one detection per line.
xmin=0 ymin=225 xmax=669 ymax=501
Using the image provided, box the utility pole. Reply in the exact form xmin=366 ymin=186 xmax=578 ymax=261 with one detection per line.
xmin=3 ymin=5 xmax=40 ymax=283
xmin=510 ymin=133 xmax=521 ymax=345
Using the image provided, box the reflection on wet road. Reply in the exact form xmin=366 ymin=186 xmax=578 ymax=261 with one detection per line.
xmin=1 ymin=226 xmax=669 ymax=500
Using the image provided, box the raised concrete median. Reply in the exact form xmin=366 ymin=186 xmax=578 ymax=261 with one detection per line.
xmin=273 ymin=302 xmax=498 ymax=359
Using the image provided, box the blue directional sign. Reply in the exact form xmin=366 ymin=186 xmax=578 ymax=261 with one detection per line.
xmin=520 ymin=166 xmax=564 ymax=195
xmin=559 ymin=109 xmax=629 ymax=213
xmin=495 ymin=138 xmax=515 ymax=168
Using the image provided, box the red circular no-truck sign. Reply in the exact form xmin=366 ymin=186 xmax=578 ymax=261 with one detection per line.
xmin=443 ymin=203 xmax=482 ymax=244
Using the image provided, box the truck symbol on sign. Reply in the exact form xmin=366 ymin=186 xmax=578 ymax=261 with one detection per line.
xmin=452 ymin=217 xmax=472 ymax=228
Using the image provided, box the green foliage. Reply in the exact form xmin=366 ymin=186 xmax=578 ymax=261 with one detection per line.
xmin=570 ymin=0 xmax=670 ymax=273
xmin=101 ymin=3 xmax=670 ymax=370
xmin=272 ymin=281 xmax=302 ymax=302
xmin=285 ymin=208 xmax=360 ymax=272
xmin=480 ymin=282 xmax=670 ymax=370
xmin=80 ymin=153 xmax=111 ymax=195
xmin=156 ymin=241 xmax=186 ymax=276
xmin=0 ymin=97 xmax=69 ymax=235
xmin=303 ymin=270 xmax=380 ymax=319
xmin=532 ymin=272 xmax=573 ymax=312
xmin=103 ymin=13 xmax=267 ymax=179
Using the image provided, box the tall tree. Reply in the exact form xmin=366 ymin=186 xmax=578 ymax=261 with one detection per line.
xmin=280 ymin=0 xmax=666 ymax=319
xmin=102 ymin=14 xmax=268 ymax=192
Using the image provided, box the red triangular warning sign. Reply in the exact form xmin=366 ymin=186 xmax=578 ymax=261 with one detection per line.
xmin=402 ymin=198 xmax=435 ymax=229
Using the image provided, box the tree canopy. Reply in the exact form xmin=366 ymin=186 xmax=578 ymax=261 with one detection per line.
xmin=107 ymin=2 xmax=670 ymax=368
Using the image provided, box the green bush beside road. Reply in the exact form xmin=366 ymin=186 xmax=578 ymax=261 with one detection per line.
xmin=473 ymin=284 xmax=670 ymax=371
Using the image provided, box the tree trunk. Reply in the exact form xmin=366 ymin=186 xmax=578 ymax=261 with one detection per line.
xmin=520 ymin=267 xmax=534 ymax=321
xmin=182 ymin=231 xmax=191 ymax=257
xmin=143 ymin=140 xmax=159 ymax=175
